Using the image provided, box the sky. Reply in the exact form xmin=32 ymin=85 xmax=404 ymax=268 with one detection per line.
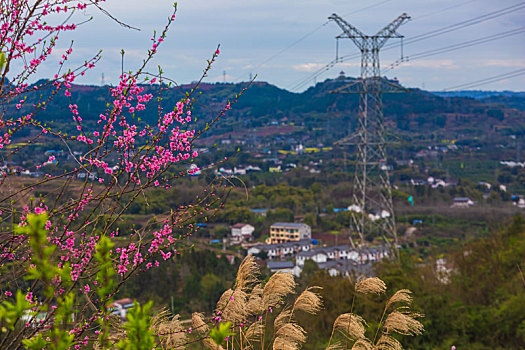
xmin=36 ymin=0 xmax=525 ymax=92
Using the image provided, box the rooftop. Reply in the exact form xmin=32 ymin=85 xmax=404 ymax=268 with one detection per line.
xmin=271 ymin=222 xmax=308 ymax=228
xmin=267 ymin=261 xmax=295 ymax=269
xmin=232 ymin=223 xmax=251 ymax=229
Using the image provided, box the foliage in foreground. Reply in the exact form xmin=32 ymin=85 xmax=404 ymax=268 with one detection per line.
xmin=105 ymin=255 xmax=423 ymax=349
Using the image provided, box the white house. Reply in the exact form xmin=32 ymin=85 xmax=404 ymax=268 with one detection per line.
xmin=451 ymin=197 xmax=474 ymax=208
xmin=296 ymin=250 xmax=328 ymax=266
xmin=231 ymin=223 xmax=255 ymax=243
xmin=110 ymin=298 xmax=134 ymax=320
xmin=247 ymin=239 xmax=311 ymax=260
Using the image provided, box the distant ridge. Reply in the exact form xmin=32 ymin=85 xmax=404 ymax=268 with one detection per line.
xmin=15 ymin=77 xmax=525 ymax=145
xmin=432 ymin=90 xmax=525 ymax=99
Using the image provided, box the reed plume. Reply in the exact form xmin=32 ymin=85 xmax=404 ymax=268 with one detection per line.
xmin=217 ymin=289 xmax=248 ymax=323
xmin=234 ymin=255 xmax=260 ymax=292
xmin=332 ymin=313 xmax=366 ymax=340
xmin=246 ymin=283 xmax=264 ymax=315
xmin=385 ymin=289 xmax=413 ymax=310
xmin=327 ymin=341 xmax=345 ymax=350
xmin=273 ymin=322 xmax=307 ymax=350
xmin=262 ymin=272 xmax=296 ymax=309
xmin=292 ymin=287 xmax=323 ymax=315
xmin=151 ymin=309 xmax=187 ymax=348
xmin=245 ymin=321 xmax=264 ymax=342
xmin=351 ymin=339 xmax=373 ymax=350
xmin=274 ymin=308 xmax=293 ymax=333
xmin=383 ymin=310 xmax=424 ymax=336
xmin=375 ymin=335 xmax=402 ymax=350
xmin=355 ymin=277 xmax=386 ymax=295
xmin=192 ymin=312 xmax=209 ymax=334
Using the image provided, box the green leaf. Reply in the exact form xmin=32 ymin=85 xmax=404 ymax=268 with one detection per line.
xmin=209 ymin=321 xmax=235 ymax=346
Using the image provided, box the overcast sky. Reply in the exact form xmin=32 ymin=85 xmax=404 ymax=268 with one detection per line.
xmin=38 ymin=0 xmax=525 ymax=92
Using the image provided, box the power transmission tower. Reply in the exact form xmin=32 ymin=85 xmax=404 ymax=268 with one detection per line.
xmin=329 ymin=13 xmax=409 ymax=255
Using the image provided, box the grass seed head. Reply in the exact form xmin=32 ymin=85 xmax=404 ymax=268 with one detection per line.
xmin=355 ymin=277 xmax=387 ymax=295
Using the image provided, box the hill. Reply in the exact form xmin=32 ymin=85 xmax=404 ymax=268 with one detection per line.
xmin=16 ymin=77 xmax=525 ymax=147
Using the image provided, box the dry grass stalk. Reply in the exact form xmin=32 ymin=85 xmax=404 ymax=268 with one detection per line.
xmin=262 ymin=272 xmax=296 ymax=309
xmin=385 ymin=289 xmax=412 ymax=310
xmin=273 ymin=322 xmax=307 ymax=350
xmin=234 ymin=255 xmax=260 ymax=292
xmin=351 ymin=339 xmax=374 ymax=350
xmin=333 ymin=313 xmax=366 ymax=340
xmin=245 ymin=321 xmax=264 ymax=342
xmin=94 ymin=315 xmax=129 ymax=348
xmin=327 ymin=341 xmax=345 ymax=350
xmin=203 ymin=338 xmax=225 ymax=350
xmin=274 ymin=309 xmax=293 ymax=333
xmin=292 ymin=287 xmax=323 ymax=315
xmin=217 ymin=289 xmax=248 ymax=323
xmin=273 ymin=337 xmax=297 ymax=350
xmin=192 ymin=312 xmax=209 ymax=334
xmin=383 ymin=311 xmax=424 ymax=336
xmin=152 ymin=311 xmax=187 ymax=348
xmin=246 ymin=283 xmax=264 ymax=315
xmin=355 ymin=277 xmax=387 ymax=295
xmin=375 ymin=335 xmax=402 ymax=350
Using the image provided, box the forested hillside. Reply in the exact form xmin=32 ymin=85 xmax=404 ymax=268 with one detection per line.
xmin=17 ymin=77 xmax=525 ymax=147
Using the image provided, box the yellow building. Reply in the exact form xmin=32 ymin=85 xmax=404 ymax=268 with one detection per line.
xmin=269 ymin=222 xmax=311 ymax=244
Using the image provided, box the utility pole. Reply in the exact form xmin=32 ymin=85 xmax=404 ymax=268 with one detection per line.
xmin=329 ymin=13 xmax=409 ymax=256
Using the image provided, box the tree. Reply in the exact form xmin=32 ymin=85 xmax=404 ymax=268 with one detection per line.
xmin=0 ymin=1 xmax=246 ymax=347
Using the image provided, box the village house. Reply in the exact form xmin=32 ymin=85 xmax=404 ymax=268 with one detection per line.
xmin=296 ymin=250 xmax=328 ymax=266
xmin=110 ymin=298 xmax=135 ymax=320
xmin=266 ymin=261 xmax=300 ymax=276
xmin=247 ymin=239 xmax=312 ymax=260
xmin=249 ymin=208 xmax=268 ymax=217
xmin=451 ymin=197 xmax=474 ymax=208
xmin=230 ymin=223 xmax=255 ymax=244
xmin=294 ymin=244 xmax=389 ymax=269
xmin=268 ymin=222 xmax=311 ymax=244
xmin=318 ymin=260 xmax=374 ymax=278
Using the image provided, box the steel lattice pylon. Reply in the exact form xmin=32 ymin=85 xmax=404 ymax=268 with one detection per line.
xmin=329 ymin=13 xmax=410 ymax=256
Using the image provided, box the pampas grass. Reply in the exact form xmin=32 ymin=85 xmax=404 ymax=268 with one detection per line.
xmin=332 ymin=313 xmax=366 ymax=340
xmin=383 ymin=311 xmax=424 ymax=336
xmin=273 ymin=322 xmax=307 ymax=350
xmin=151 ymin=309 xmax=187 ymax=348
xmin=262 ymin=272 xmax=296 ymax=309
xmin=274 ymin=309 xmax=293 ymax=333
xmin=246 ymin=283 xmax=264 ymax=315
xmin=147 ymin=256 xmax=423 ymax=350
xmin=292 ymin=287 xmax=323 ymax=315
xmin=375 ymin=335 xmax=402 ymax=350
xmin=385 ymin=289 xmax=413 ymax=310
xmin=217 ymin=289 xmax=248 ymax=324
xmin=327 ymin=276 xmax=424 ymax=350
xmin=351 ymin=339 xmax=373 ymax=350
xmin=234 ymin=255 xmax=259 ymax=292
xmin=355 ymin=277 xmax=387 ymax=295
xmin=245 ymin=321 xmax=264 ymax=342
xmin=192 ymin=312 xmax=209 ymax=334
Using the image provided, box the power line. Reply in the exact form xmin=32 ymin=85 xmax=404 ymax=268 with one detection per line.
xmin=410 ymin=0 xmax=477 ymax=22
xmin=288 ymin=1 xmax=525 ymax=91
xmin=409 ymin=27 xmax=525 ymax=60
xmin=231 ymin=0 xmax=396 ymax=83
xmin=383 ymin=26 xmax=525 ymax=72
xmin=383 ymin=1 xmax=525 ymax=49
xmin=340 ymin=0 xmax=393 ymax=17
xmin=442 ymin=68 xmax=525 ymax=91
